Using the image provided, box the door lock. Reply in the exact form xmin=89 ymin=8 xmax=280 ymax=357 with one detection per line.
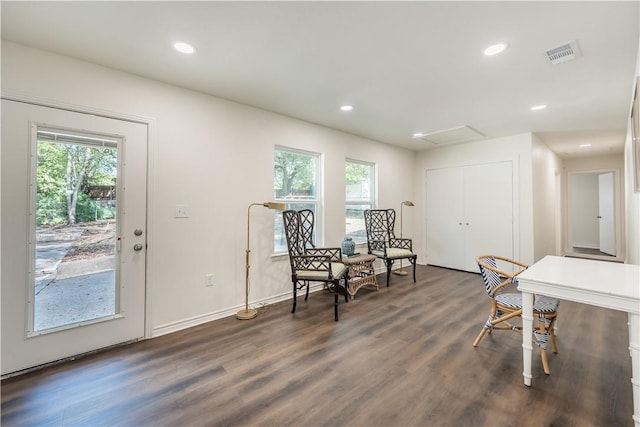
xmin=133 ymin=243 xmax=144 ymax=251
xmin=134 ymin=229 xmax=143 ymax=236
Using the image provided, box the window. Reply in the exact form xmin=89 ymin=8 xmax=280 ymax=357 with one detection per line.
xmin=274 ymin=147 xmax=320 ymax=253
xmin=345 ymin=159 xmax=375 ymax=243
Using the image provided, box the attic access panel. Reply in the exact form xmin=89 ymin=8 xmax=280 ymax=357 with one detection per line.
xmin=419 ymin=125 xmax=485 ymax=145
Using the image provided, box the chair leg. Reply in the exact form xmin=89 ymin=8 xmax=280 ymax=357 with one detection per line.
xmin=549 ymin=316 xmax=559 ymax=354
xmin=540 ymin=348 xmax=551 ymax=375
xmin=343 ymin=281 xmax=349 ymax=303
xmin=385 ymin=259 xmax=393 ymax=287
xmin=535 ymin=317 xmax=553 ymax=375
xmin=550 ymin=332 xmax=558 ymax=354
xmin=473 ymin=327 xmax=490 ymax=347
xmin=292 ymin=283 xmax=297 ymax=314
xmin=473 ymin=308 xmax=522 ymax=347
xmin=334 ymin=288 xmax=339 ymax=321
xmin=304 ymin=280 xmax=310 ymax=301
xmin=411 ymin=256 xmax=417 ymax=283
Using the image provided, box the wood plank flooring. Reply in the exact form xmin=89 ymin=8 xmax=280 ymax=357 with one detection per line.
xmin=1 ymin=265 xmax=633 ymax=426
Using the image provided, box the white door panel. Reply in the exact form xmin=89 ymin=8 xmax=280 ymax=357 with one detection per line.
xmin=1 ymin=100 xmax=147 ymax=375
xmin=426 ymin=167 xmax=465 ymax=269
xmin=464 ymin=162 xmax=513 ymax=271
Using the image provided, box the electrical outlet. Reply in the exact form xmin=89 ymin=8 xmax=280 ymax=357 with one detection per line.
xmin=205 ymin=274 xmax=214 ymax=287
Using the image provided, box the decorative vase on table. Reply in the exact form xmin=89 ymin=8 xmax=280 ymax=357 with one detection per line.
xmin=341 ymin=236 xmax=355 ymax=256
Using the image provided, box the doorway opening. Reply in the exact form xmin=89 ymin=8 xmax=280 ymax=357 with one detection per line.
xmin=566 ymin=170 xmax=621 ymax=261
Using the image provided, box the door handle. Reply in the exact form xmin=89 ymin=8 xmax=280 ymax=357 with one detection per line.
xmin=133 ymin=243 xmax=144 ymax=251
xmin=597 ymin=216 xmax=602 ymax=219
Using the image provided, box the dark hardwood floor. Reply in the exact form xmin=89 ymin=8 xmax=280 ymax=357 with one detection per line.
xmin=1 ymin=265 xmax=633 ymax=426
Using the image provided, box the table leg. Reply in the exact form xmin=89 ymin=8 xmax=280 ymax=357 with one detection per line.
xmin=629 ymin=312 xmax=640 ymax=426
xmin=522 ymin=291 xmax=534 ymax=387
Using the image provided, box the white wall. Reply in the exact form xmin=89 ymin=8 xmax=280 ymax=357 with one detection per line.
xmin=414 ymin=133 xmax=535 ymax=265
xmin=532 ymin=134 xmax=563 ymax=261
xmin=1 ymin=41 xmax=415 ymax=335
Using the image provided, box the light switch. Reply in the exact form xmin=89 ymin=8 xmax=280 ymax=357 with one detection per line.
xmin=175 ymin=204 xmax=189 ymax=218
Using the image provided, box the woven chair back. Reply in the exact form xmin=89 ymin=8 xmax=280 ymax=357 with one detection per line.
xmin=282 ymin=209 xmax=316 ymax=269
xmin=477 ymin=256 xmax=503 ymax=298
xmin=364 ymin=209 xmax=396 ymax=243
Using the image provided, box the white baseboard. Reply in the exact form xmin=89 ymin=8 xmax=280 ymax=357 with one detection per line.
xmin=152 ymin=261 xmax=423 ymax=338
xmin=151 ymin=283 xmax=325 ymax=337
xmin=572 ymin=243 xmax=600 ymax=250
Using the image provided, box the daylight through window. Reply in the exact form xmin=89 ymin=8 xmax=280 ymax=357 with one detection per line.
xmin=274 ymin=147 xmax=321 ymax=252
xmin=345 ymin=159 xmax=375 ymax=243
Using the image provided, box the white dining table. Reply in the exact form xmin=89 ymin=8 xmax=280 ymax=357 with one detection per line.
xmin=517 ymin=255 xmax=640 ymax=426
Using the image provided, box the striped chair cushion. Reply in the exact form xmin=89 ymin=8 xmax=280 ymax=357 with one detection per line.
xmin=296 ymin=262 xmax=347 ymax=280
xmin=495 ymin=292 xmax=559 ymax=313
xmin=532 ymin=295 xmax=560 ymax=313
xmin=372 ymin=248 xmax=413 ymax=259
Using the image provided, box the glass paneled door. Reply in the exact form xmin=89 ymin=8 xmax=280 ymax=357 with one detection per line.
xmin=1 ymin=100 xmax=147 ymax=375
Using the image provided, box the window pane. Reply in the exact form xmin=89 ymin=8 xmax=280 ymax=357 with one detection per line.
xmin=34 ymin=135 xmax=118 ymax=331
xmin=345 ymin=162 xmax=372 ymax=201
xmin=274 ymin=202 xmax=316 ymax=253
xmin=274 ymin=147 xmax=320 ymax=253
xmin=346 ymin=160 xmax=374 ymax=244
xmin=346 ymin=204 xmax=369 ymax=243
xmin=274 ymin=150 xmax=316 ymax=200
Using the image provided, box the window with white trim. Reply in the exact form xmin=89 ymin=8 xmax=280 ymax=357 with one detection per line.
xmin=345 ymin=159 xmax=375 ymax=244
xmin=274 ymin=147 xmax=321 ymax=253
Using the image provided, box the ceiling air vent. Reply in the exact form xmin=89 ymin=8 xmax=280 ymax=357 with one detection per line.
xmin=545 ymin=40 xmax=581 ymax=65
xmin=419 ymin=125 xmax=485 ymax=145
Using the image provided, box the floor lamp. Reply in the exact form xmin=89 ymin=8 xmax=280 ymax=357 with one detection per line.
xmin=393 ymin=200 xmax=414 ymax=276
xmin=236 ymin=201 xmax=286 ymax=320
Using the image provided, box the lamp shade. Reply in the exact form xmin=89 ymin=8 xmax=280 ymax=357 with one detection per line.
xmin=263 ymin=202 xmax=286 ymax=210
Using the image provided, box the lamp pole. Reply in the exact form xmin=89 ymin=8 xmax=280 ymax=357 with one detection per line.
xmin=236 ymin=202 xmax=286 ymax=320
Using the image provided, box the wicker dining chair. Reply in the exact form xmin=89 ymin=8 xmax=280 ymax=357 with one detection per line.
xmin=282 ymin=209 xmax=349 ymax=321
xmin=474 ymin=254 xmax=560 ymax=374
xmin=363 ymin=209 xmax=417 ymax=287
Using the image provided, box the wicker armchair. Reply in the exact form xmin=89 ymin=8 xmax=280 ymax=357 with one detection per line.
xmin=364 ymin=209 xmax=417 ymax=287
xmin=282 ymin=209 xmax=349 ymax=321
xmin=474 ymin=254 xmax=560 ymax=374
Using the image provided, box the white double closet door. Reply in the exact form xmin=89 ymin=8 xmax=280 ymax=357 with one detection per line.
xmin=426 ymin=161 xmax=514 ymax=272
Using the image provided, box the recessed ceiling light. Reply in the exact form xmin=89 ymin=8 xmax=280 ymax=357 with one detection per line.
xmin=340 ymin=105 xmax=353 ymax=111
xmin=484 ymin=43 xmax=508 ymax=56
xmin=579 ymin=144 xmax=592 ymax=148
xmin=530 ymin=104 xmax=547 ymax=111
xmin=174 ymin=42 xmax=196 ymax=54
xmin=413 ymin=133 xmax=425 ymax=138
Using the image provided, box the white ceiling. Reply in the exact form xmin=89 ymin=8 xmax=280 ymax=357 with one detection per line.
xmin=2 ymin=1 xmax=638 ymax=157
